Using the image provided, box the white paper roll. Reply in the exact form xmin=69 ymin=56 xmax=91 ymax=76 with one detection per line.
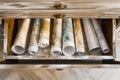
xmin=82 ymin=19 xmax=101 ymax=54
xmin=73 ymin=19 xmax=85 ymax=55
xmin=28 ymin=19 xmax=40 ymax=55
xmin=38 ymin=18 xmax=50 ymax=48
xmin=63 ymin=18 xmax=75 ymax=56
xmin=91 ymin=19 xmax=110 ymax=53
xmin=51 ymin=18 xmax=62 ymax=56
xmin=11 ymin=19 xmax=30 ymax=54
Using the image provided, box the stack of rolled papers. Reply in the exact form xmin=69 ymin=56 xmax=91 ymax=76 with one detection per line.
xmin=62 ymin=18 xmax=75 ymax=56
xmin=28 ymin=19 xmax=40 ymax=55
xmin=91 ymin=19 xmax=110 ymax=54
xmin=51 ymin=18 xmax=62 ymax=56
xmin=11 ymin=19 xmax=30 ymax=54
xmin=73 ymin=18 xmax=85 ymax=55
xmin=38 ymin=18 xmax=50 ymax=48
xmin=82 ymin=19 xmax=101 ymax=54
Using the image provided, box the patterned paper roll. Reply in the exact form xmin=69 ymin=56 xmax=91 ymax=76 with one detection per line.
xmin=63 ymin=18 xmax=75 ymax=56
xmin=82 ymin=19 xmax=101 ymax=54
xmin=11 ymin=19 xmax=30 ymax=54
xmin=38 ymin=18 xmax=50 ymax=48
xmin=51 ymin=18 xmax=62 ymax=56
xmin=91 ymin=19 xmax=110 ymax=53
xmin=73 ymin=19 xmax=85 ymax=55
xmin=28 ymin=19 xmax=40 ymax=55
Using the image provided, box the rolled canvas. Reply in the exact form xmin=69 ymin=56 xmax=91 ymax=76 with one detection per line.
xmin=91 ymin=19 xmax=110 ymax=53
xmin=51 ymin=18 xmax=62 ymax=56
xmin=38 ymin=18 xmax=50 ymax=48
xmin=62 ymin=18 xmax=75 ymax=56
xmin=82 ymin=19 xmax=101 ymax=54
xmin=28 ymin=19 xmax=40 ymax=55
xmin=11 ymin=19 xmax=30 ymax=54
xmin=73 ymin=18 xmax=85 ymax=55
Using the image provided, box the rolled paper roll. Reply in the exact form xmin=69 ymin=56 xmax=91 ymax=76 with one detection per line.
xmin=62 ymin=18 xmax=75 ymax=56
xmin=91 ymin=19 xmax=110 ymax=53
xmin=51 ymin=18 xmax=62 ymax=56
xmin=4 ymin=19 xmax=14 ymax=55
xmin=73 ymin=18 xmax=85 ymax=55
xmin=28 ymin=19 xmax=40 ymax=55
xmin=82 ymin=19 xmax=101 ymax=54
xmin=11 ymin=19 xmax=30 ymax=54
xmin=38 ymin=18 xmax=50 ymax=48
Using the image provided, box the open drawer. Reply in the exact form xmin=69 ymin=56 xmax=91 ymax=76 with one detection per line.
xmin=0 ymin=0 xmax=120 ymax=68
xmin=0 ymin=18 xmax=119 ymax=68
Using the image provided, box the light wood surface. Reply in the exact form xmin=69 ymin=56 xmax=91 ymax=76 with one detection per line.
xmin=0 ymin=69 xmax=120 ymax=80
xmin=1 ymin=0 xmax=120 ymax=18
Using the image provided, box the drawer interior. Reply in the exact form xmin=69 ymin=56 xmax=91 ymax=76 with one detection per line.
xmin=3 ymin=18 xmax=114 ymax=60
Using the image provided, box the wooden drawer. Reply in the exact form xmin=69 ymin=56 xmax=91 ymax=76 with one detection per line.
xmin=0 ymin=0 xmax=120 ymax=68
xmin=1 ymin=18 xmax=118 ymax=66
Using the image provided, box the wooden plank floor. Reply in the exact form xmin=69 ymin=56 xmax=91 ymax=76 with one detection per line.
xmin=0 ymin=69 xmax=120 ymax=80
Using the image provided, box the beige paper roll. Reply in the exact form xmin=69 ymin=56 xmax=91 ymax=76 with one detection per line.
xmin=63 ymin=18 xmax=75 ymax=56
xmin=28 ymin=19 xmax=40 ymax=55
xmin=91 ymin=19 xmax=110 ymax=53
xmin=82 ymin=19 xmax=101 ymax=54
xmin=51 ymin=18 xmax=62 ymax=56
xmin=12 ymin=19 xmax=30 ymax=54
xmin=73 ymin=18 xmax=85 ymax=55
xmin=5 ymin=19 xmax=14 ymax=55
xmin=38 ymin=18 xmax=50 ymax=48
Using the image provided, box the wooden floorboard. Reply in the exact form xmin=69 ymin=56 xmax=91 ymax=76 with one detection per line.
xmin=0 ymin=69 xmax=120 ymax=80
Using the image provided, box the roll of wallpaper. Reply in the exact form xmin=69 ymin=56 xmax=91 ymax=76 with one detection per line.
xmin=73 ymin=18 xmax=85 ymax=55
xmin=63 ymin=18 xmax=75 ymax=56
xmin=82 ymin=19 xmax=101 ymax=54
xmin=91 ymin=19 xmax=110 ymax=53
xmin=38 ymin=18 xmax=50 ymax=48
xmin=51 ymin=18 xmax=62 ymax=56
xmin=12 ymin=19 xmax=30 ymax=54
xmin=28 ymin=19 xmax=40 ymax=55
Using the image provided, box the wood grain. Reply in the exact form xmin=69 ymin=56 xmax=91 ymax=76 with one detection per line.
xmin=0 ymin=69 xmax=120 ymax=80
xmin=0 ymin=1 xmax=120 ymax=18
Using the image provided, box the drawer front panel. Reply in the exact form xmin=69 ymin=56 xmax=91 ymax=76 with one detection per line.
xmin=0 ymin=1 xmax=120 ymax=18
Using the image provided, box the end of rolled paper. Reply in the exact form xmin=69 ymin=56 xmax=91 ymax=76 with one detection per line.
xmin=102 ymin=49 xmax=110 ymax=53
xmin=76 ymin=48 xmax=85 ymax=55
xmin=89 ymin=47 xmax=101 ymax=55
xmin=28 ymin=46 xmax=38 ymax=55
xmin=38 ymin=39 xmax=49 ymax=48
xmin=11 ymin=45 xmax=25 ymax=54
xmin=51 ymin=47 xmax=62 ymax=56
xmin=63 ymin=46 xmax=75 ymax=56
